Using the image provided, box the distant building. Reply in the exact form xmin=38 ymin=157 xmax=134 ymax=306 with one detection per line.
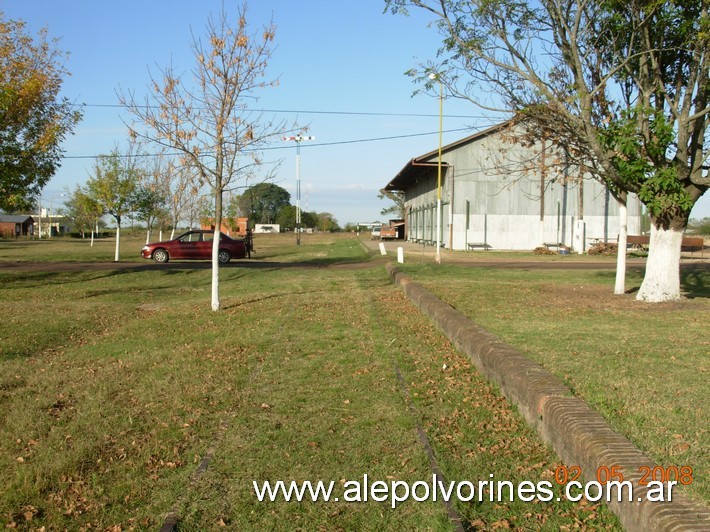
xmin=254 ymin=224 xmax=280 ymax=234
xmin=0 ymin=215 xmax=35 ymax=238
xmin=384 ymin=121 xmax=641 ymax=252
xmin=201 ymin=217 xmax=248 ymax=237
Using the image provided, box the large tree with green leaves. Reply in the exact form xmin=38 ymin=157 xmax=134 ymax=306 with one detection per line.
xmin=85 ymin=147 xmax=141 ymax=261
xmin=0 ymin=13 xmax=82 ymax=212
xmin=237 ymin=182 xmax=291 ymax=223
xmin=63 ymin=184 xmax=102 ymax=242
xmin=378 ymin=188 xmax=405 ymax=219
xmin=316 ymin=212 xmax=339 ymax=232
xmin=387 ymin=0 xmax=709 ymax=302
xmin=275 ymin=204 xmax=297 ymax=230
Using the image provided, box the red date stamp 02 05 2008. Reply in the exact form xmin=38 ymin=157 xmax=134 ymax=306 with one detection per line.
xmin=553 ymin=465 xmax=694 ymax=486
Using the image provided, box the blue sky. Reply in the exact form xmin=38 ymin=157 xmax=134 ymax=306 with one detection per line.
xmin=2 ymin=0 xmax=709 ymax=225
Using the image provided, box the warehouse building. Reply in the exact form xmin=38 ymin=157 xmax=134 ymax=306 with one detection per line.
xmin=385 ymin=120 xmax=642 ymax=252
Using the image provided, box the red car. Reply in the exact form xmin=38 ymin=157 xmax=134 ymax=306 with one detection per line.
xmin=141 ymin=230 xmax=246 ymax=264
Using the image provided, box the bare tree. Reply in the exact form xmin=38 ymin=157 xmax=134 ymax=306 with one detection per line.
xmin=148 ymin=154 xmax=193 ymax=240
xmin=120 ymin=3 xmax=288 ymax=310
xmin=134 ymin=155 xmax=171 ymax=244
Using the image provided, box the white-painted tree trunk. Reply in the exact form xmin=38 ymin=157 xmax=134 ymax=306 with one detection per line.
xmin=114 ymin=225 xmax=121 ymax=262
xmin=169 ymin=228 xmax=175 ymax=240
xmin=614 ymin=201 xmax=628 ymax=295
xmin=211 ymin=230 xmax=221 ymax=311
xmin=146 ymin=229 xmax=151 ymax=245
xmin=91 ymin=222 xmax=98 ymax=247
xmin=636 ymin=225 xmax=683 ymax=302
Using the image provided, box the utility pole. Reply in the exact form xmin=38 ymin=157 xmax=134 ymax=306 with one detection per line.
xmin=283 ymin=135 xmax=315 ymax=245
xmin=429 ymin=73 xmax=444 ymax=263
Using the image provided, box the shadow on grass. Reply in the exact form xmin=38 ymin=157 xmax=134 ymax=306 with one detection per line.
xmin=221 ymin=288 xmax=330 ymax=310
xmin=609 ymin=263 xmax=709 ymax=299
xmin=681 ymin=265 xmax=709 ymax=298
xmin=0 ymin=254 xmax=378 ymax=302
xmin=0 ymin=269 xmax=133 ymax=290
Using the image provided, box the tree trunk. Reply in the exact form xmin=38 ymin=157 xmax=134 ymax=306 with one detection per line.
xmin=614 ymin=200 xmax=628 ymax=295
xmin=636 ymin=223 xmax=683 ymax=302
xmin=114 ymin=222 xmax=121 ymax=262
xmin=146 ymin=229 xmax=151 ymax=245
xmin=211 ymin=189 xmax=223 ymax=311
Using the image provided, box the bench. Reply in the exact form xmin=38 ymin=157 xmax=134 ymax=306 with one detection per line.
xmin=626 ymin=235 xmax=650 ymax=251
xmin=543 ymin=242 xmax=569 ymax=251
xmin=587 ymin=237 xmax=617 ymax=246
xmin=467 ymin=242 xmax=490 ymax=251
xmin=681 ymin=236 xmax=705 ymax=254
xmin=626 ymin=235 xmax=705 ymax=256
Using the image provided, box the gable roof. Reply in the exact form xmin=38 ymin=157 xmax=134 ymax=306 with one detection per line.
xmin=0 ymin=215 xmax=34 ymax=224
xmin=385 ymin=120 xmax=513 ymax=191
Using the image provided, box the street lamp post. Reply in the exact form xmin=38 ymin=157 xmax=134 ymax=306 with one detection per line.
xmin=430 ymin=73 xmax=444 ymax=263
xmin=284 ymin=135 xmax=315 ymax=245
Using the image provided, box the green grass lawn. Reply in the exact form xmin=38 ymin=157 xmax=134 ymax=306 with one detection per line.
xmin=0 ymin=234 xmax=123 ymax=262
xmin=0 ymin=234 xmax=620 ymax=529
xmin=397 ymin=262 xmax=709 ymax=506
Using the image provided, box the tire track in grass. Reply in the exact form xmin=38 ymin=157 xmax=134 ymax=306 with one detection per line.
xmin=158 ymin=296 xmax=296 ymax=531
xmin=175 ymin=270 xmax=447 ymax=529
xmin=357 ymin=274 xmax=465 ymax=531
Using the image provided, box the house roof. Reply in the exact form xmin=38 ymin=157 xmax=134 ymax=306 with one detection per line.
xmin=0 ymin=215 xmax=34 ymax=224
xmin=384 ymin=120 xmax=513 ymax=191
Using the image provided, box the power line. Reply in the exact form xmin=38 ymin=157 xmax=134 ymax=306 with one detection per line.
xmin=304 ymin=127 xmax=472 ymax=148
xmin=61 ymin=127 xmax=474 ymax=160
xmin=72 ymin=102 xmax=488 ymax=120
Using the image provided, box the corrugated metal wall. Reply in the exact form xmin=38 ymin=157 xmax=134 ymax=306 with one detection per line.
xmin=403 ymin=128 xmax=642 ymax=251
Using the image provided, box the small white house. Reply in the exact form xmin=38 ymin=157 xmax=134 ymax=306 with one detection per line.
xmin=385 ymin=120 xmax=641 ymax=252
xmin=254 ymin=224 xmax=280 ymax=234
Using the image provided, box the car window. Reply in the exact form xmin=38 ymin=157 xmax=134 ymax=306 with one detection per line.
xmin=203 ymin=233 xmax=214 ymax=242
xmin=179 ymin=233 xmax=201 ymax=243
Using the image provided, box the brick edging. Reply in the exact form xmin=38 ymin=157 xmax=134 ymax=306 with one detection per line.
xmin=386 ymin=263 xmax=710 ymax=531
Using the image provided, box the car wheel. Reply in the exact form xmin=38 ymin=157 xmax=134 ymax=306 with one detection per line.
xmin=218 ymin=249 xmax=231 ymax=264
xmin=153 ymin=249 xmax=169 ymax=263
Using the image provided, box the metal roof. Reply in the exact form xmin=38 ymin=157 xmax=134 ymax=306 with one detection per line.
xmin=384 ymin=120 xmax=512 ymax=191
xmin=0 ymin=215 xmax=35 ymax=223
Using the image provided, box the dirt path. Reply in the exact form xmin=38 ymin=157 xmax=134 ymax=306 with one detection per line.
xmin=0 ymin=239 xmax=707 ymax=273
